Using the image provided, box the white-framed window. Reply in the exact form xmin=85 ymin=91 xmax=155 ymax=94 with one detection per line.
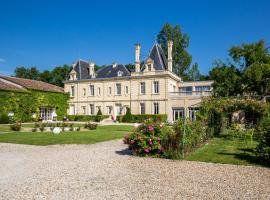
xmin=89 ymin=85 xmax=95 ymax=96
xmin=82 ymin=88 xmax=86 ymax=96
xmin=195 ymin=86 xmax=211 ymax=91
xmin=153 ymin=81 xmax=159 ymax=94
xmin=108 ymin=87 xmax=112 ymax=95
xmin=140 ymin=103 xmax=145 ymax=114
xmin=71 ymin=86 xmax=75 ymax=97
xmin=97 ymin=87 xmax=101 ymax=96
xmin=118 ymin=71 xmax=123 ymax=77
xmin=82 ymin=106 xmax=86 ymax=115
xmin=69 ymin=105 xmax=75 ymax=115
xmin=189 ymin=107 xmax=199 ymax=121
xmin=116 ymin=83 xmax=121 ymax=95
xmin=125 ymin=86 xmax=128 ymax=94
xmin=140 ymin=82 xmax=146 ymax=94
xmin=148 ymin=64 xmax=151 ymax=71
xmin=153 ymin=102 xmax=159 ymax=114
xmin=89 ymin=104 xmax=95 ymax=115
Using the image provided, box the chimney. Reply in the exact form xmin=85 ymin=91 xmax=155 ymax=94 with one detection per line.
xmin=167 ymin=40 xmax=173 ymax=72
xmin=135 ymin=43 xmax=141 ymax=72
xmin=89 ymin=62 xmax=95 ymax=76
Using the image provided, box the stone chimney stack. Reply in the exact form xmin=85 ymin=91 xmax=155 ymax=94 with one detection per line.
xmin=135 ymin=44 xmax=141 ymax=72
xmin=167 ymin=40 xmax=173 ymax=72
xmin=89 ymin=62 xmax=95 ymax=76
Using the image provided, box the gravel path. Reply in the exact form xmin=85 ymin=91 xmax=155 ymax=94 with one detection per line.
xmin=0 ymin=140 xmax=269 ymax=200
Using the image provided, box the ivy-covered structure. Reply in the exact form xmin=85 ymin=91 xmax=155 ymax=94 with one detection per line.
xmin=0 ymin=75 xmax=69 ymax=122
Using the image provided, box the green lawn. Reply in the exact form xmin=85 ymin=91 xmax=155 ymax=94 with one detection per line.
xmin=186 ymin=133 xmax=268 ymax=167
xmin=0 ymin=125 xmax=133 ymax=145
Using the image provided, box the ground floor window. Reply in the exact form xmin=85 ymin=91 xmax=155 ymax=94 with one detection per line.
xmin=89 ymin=104 xmax=95 ymax=115
xmin=153 ymin=102 xmax=159 ymax=114
xmin=40 ymin=107 xmax=53 ymax=120
xmin=189 ymin=107 xmax=199 ymax=121
xmin=115 ymin=104 xmax=122 ymax=115
xmin=172 ymin=107 xmax=185 ymax=121
xmin=82 ymin=106 xmax=86 ymax=115
xmin=69 ymin=105 xmax=75 ymax=115
xmin=107 ymin=106 xmax=112 ymax=115
xmin=140 ymin=103 xmax=145 ymax=114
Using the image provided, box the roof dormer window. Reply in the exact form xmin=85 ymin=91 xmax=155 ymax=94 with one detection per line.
xmin=118 ymin=71 xmax=123 ymax=77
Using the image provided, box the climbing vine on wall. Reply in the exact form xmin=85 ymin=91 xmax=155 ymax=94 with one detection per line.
xmin=0 ymin=90 xmax=69 ymax=122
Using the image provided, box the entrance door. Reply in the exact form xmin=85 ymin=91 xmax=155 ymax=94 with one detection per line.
xmin=172 ymin=108 xmax=185 ymax=121
xmin=115 ymin=104 xmax=122 ymax=115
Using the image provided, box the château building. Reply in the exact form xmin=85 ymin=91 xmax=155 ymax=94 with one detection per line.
xmin=64 ymin=41 xmax=213 ymax=122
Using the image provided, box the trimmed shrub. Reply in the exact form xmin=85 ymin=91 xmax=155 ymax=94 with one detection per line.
xmin=95 ymin=108 xmax=103 ymax=122
xmin=122 ymin=107 xmax=133 ymax=122
xmin=67 ymin=115 xmax=108 ymax=122
xmin=10 ymin=122 xmax=21 ymax=131
xmin=117 ymin=114 xmax=167 ymax=123
xmin=84 ymin=122 xmax=98 ymax=130
xmin=0 ymin=113 xmax=10 ymax=124
xmin=256 ymin=117 xmax=270 ymax=163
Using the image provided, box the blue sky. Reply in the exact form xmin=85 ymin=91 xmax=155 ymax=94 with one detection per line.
xmin=0 ymin=0 xmax=270 ymax=75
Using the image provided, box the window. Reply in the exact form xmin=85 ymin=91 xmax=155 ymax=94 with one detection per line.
xmin=82 ymin=88 xmax=86 ymax=96
xmin=89 ymin=85 xmax=95 ymax=96
xmin=140 ymin=82 xmax=146 ymax=94
xmin=116 ymin=83 xmax=121 ymax=95
xmin=82 ymin=106 xmax=86 ymax=115
xmin=71 ymin=86 xmax=75 ymax=96
xmin=189 ymin=107 xmax=199 ymax=121
xmin=153 ymin=102 xmax=159 ymax=114
xmin=173 ymin=85 xmax=176 ymax=92
xmin=89 ymin=104 xmax=94 ymax=115
xmin=108 ymin=87 xmax=112 ymax=95
xmin=140 ymin=103 xmax=145 ymax=114
xmin=107 ymin=106 xmax=112 ymax=115
xmin=179 ymin=86 xmax=192 ymax=95
xmin=153 ymin=81 xmax=159 ymax=94
xmin=118 ymin=71 xmax=123 ymax=77
xmin=195 ymin=86 xmax=211 ymax=91
xmin=97 ymin=87 xmax=101 ymax=96
xmin=172 ymin=108 xmax=185 ymax=121
xmin=69 ymin=105 xmax=75 ymax=115
xmin=148 ymin=64 xmax=151 ymax=71
xmin=125 ymin=86 xmax=128 ymax=94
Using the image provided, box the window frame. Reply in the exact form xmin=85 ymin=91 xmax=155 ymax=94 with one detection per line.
xmin=153 ymin=102 xmax=159 ymax=114
xmin=89 ymin=85 xmax=95 ymax=96
xmin=140 ymin=82 xmax=146 ymax=94
xmin=153 ymin=81 xmax=159 ymax=94
xmin=115 ymin=83 xmax=121 ymax=95
xmin=140 ymin=102 xmax=145 ymax=114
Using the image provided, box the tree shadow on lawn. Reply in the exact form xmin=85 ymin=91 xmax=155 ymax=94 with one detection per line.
xmin=217 ymin=148 xmax=270 ymax=168
xmin=115 ymin=148 xmax=132 ymax=156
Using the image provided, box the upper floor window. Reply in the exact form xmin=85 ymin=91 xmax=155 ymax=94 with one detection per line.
xmin=125 ymin=86 xmax=129 ymax=94
xmin=140 ymin=82 xmax=146 ymax=94
xmin=97 ymin=87 xmax=101 ymax=96
xmin=153 ymin=81 xmax=159 ymax=94
xmin=153 ymin=102 xmax=159 ymax=114
xmin=89 ymin=85 xmax=94 ymax=96
xmin=179 ymin=86 xmax=192 ymax=93
xmin=108 ymin=87 xmax=112 ymax=95
xmin=195 ymin=86 xmax=211 ymax=91
xmin=148 ymin=64 xmax=151 ymax=71
xmin=118 ymin=71 xmax=123 ymax=77
xmin=71 ymin=86 xmax=75 ymax=96
xmin=116 ymin=83 xmax=121 ymax=95
xmin=82 ymin=88 xmax=86 ymax=96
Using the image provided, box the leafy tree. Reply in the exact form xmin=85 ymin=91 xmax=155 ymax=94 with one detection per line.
xmin=50 ymin=65 xmax=72 ymax=87
xmin=243 ymin=63 xmax=270 ymax=95
xmin=125 ymin=63 xmax=135 ymax=72
xmin=186 ymin=63 xmax=201 ymax=81
xmin=157 ymin=23 xmax=192 ymax=77
xmin=229 ymin=40 xmax=270 ymax=70
xmin=122 ymin=107 xmax=133 ymax=122
xmin=40 ymin=70 xmax=53 ymax=83
xmin=14 ymin=66 xmax=40 ymax=80
xmin=209 ymin=62 xmax=242 ymax=97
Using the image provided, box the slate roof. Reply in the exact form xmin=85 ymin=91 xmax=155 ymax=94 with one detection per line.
xmin=73 ymin=60 xmax=130 ymax=80
xmin=0 ymin=75 xmax=64 ymax=93
xmin=148 ymin=44 xmax=168 ymax=70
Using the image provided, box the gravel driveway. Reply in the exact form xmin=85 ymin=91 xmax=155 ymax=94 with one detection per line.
xmin=0 ymin=140 xmax=269 ymax=200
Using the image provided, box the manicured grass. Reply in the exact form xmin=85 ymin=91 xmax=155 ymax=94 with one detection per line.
xmin=0 ymin=125 xmax=133 ymax=145
xmin=186 ymin=133 xmax=268 ymax=167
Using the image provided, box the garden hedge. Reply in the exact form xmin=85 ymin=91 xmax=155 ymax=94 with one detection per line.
xmin=67 ymin=115 xmax=109 ymax=122
xmin=117 ymin=114 xmax=167 ymax=123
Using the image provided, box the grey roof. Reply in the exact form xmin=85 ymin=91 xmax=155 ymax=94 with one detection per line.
xmin=73 ymin=60 xmax=130 ymax=80
xmin=148 ymin=44 xmax=168 ymax=70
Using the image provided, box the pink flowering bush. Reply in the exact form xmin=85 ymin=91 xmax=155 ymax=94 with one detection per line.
xmin=125 ymin=120 xmax=173 ymax=157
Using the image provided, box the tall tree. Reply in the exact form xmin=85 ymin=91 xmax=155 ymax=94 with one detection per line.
xmin=50 ymin=65 xmax=72 ymax=87
xmin=209 ymin=61 xmax=242 ymax=97
xmin=157 ymin=23 xmax=192 ymax=77
xmin=14 ymin=66 xmax=40 ymax=80
xmin=187 ymin=62 xmax=201 ymax=81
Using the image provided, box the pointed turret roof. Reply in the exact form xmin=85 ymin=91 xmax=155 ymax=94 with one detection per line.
xmin=148 ymin=44 xmax=168 ymax=70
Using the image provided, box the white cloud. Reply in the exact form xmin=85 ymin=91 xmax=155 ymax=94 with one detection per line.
xmin=0 ymin=58 xmax=6 ymax=63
